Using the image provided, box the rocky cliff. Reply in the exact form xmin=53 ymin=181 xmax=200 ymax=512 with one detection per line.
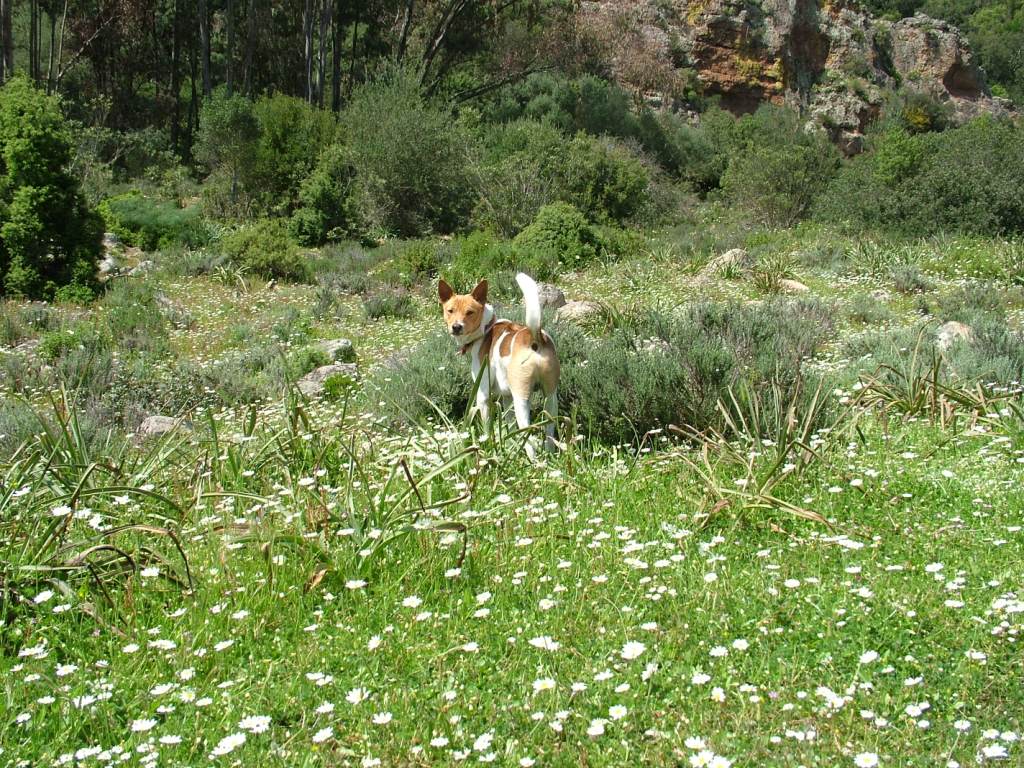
xmin=578 ymin=0 xmax=1013 ymax=153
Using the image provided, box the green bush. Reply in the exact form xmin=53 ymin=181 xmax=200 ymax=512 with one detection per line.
xmin=512 ymin=203 xmax=605 ymax=274
xmin=721 ymin=106 xmax=840 ymax=226
xmin=289 ymin=144 xmax=359 ymax=245
xmin=0 ymin=76 xmax=102 ymax=300
xmin=363 ymin=288 xmax=416 ymax=319
xmin=375 ymin=298 xmax=834 ymax=443
xmin=817 ymin=117 xmax=1024 ymax=236
xmin=343 ymin=65 xmax=473 ymax=236
xmin=554 ymin=135 xmax=650 ymax=224
xmin=99 ymin=193 xmax=210 ymax=251
xmin=222 ymin=219 xmax=310 ymax=282
xmin=196 ymin=89 xmax=336 ymax=218
xmin=368 ymin=332 xmax=474 ymax=425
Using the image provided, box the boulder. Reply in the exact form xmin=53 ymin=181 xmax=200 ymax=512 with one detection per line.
xmin=555 ymin=300 xmax=603 ymax=326
xmin=936 ymin=321 xmax=973 ymax=351
xmin=698 ymin=248 xmax=749 ymax=281
xmin=138 ymin=415 xmax=190 ymax=440
xmin=536 ymin=283 xmax=567 ymax=310
xmin=129 ymin=260 xmax=155 ymax=277
xmin=98 ymin=253 xmax=119 ymax=279
xmin=297 ymin=363 xmax=360 ymax=397
xmin=316 ymin=338 xmax=356 ymax=363
xmin=779 ymin=278 xmax=810 ymax=293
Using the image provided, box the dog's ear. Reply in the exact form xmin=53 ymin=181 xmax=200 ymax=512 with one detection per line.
xmin=438 ymin=279 xmax=454 ymax=304
xmin=471 ymin=279 xmax=488 ymax=305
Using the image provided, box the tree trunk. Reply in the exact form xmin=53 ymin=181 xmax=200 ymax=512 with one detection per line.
xmin=0 ymin=0 xmax=11 ymax=81
xmin=199 ymin=0 xmax=211 ymax=97
xmin=331 ymin=0 xmax=341 ymax=110
xmin=226 ymin=0 xmax=235 ymax=95
xmin=317 ymin=0 xmax=329 ymax=107
xmin=347 ymin=0 xmax=359 ymax=97
xmin=242 ymin=0 xmax=257 ymax=96
xmin=29 ymin=0 xmax=37 ymax=82
xmin=303 ymin=0 xmax=313 ymax=103
xmin=170 ymin=0 xmax=182 ymax=152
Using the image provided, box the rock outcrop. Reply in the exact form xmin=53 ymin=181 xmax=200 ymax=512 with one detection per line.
xmin=579 ymin=1 xmax=1011 ymax=153
xmin=297 ymin=363 xmax=360 ymax=397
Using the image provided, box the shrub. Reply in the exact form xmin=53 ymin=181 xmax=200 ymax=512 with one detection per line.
xmin=721 ymin=107 xmax=840 ymax=227
xmin=363 ymin=288 xmax=416 ymax=319
xmin=194 ymin=90 xmax=260 ymax=218
xmin=890 ymin=264 xmax=935 ymax=294
xmin=368 ymin=332 xmax=474 ymax=425
xmin=0 ymin=76 xmax=102 ymax=300
xmin=512 ymin=203 xmax=605 ymax=274
xmin=99 ymin=193 xmax=210 ymax=251
xmin=343 ymin=66 xmax=473 ymax=236
xmin=847 ymin=293 xmax=896 ymax=326
xmin=554 ymin=135 xmax=650 ymax=224
xmin=222 ymin=219 xmax=310 ymax=282
xmin=289 ymin=144 xmax=359 ymax=245
xmin=817 ymin=117 xmax=1024 ymax=236
xmin=377 ymin=298 xmax=833 ymax=443
xmin=249 ymin=94 xmax=337 ymax=215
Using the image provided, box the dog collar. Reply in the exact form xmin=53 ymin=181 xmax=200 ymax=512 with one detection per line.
xmin=460 ymin=318 xmax=496 ymax=355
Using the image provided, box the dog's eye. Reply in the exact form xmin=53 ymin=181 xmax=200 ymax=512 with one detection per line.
xmin=466 ymin=309 xmax=475 ymax=315
xmin=446 ymin=309 xmax=453 ymax=314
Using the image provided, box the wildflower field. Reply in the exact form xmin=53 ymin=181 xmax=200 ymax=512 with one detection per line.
xmin=2 ymin=223 xmax=1024 ymax=768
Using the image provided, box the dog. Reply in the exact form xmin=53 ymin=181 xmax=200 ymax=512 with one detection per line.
xmin=438 ymin=273 xmax=560 ymax=458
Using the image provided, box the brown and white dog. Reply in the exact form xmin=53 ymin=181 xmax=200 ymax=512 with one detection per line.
xmin=438 ymin=273 xmax=560 ymax=458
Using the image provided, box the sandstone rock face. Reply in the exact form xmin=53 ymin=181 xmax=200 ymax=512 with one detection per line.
xmin=579 ymin=1 xmax=1010 ymax=154
xmin=297 ymin=363 xmax=360 ymax=397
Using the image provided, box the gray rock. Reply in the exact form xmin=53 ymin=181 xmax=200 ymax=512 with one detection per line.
xmin=536 ymin=283 xmax=567 ymax=310
xmin=699 ymin=249 xmax=749 ymax=280
xmin=297 ymin=363 xmax=360 ymax=397
xmin=555 ymin=300 xmax=603 ymax=326
xmin=129 ymin=260 xmax=155 ymax=277
xmin=317 ymin=338 xmax=356 ymax=363
xmin=138 ymin=415 xmax=190 ymax=440
xmin=103 ymin=232 xmax=121 ymax=248
xmin=98 ymin=254 xmax=119 ymax=278
xmin=779 ymin=278 xmax=810 ymax=294
xmin=936 ymin=321 xmax=973 ymax=351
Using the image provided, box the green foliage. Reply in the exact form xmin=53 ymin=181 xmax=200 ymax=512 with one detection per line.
xmin=720 ymin=106 xmax=841 ymax=226
xmin=368 ymin=332 xmax=474 ymax=425
xmin=197 ymin=90 xmax=336 ymax=218
xmin=250 ymin=94 xmax=338 ymax=215
xmin=343 ymin=66 xmax=473 ymax=237
xmin=555 ymin=135 xmax=650 ymax=224
xmin=377 ymin=298 xmax=833 ymax=444
xmin=99 ymin=193 xmax=210 ymax=251
xmin=818 ymin=117 xmax=1024 ymax=235
xmin=288 ymin=144 xmax=359 ymax=246
xmin=512 ymin=203 xmax=605 ymax=274
xmin=363 ymin=288 xmax=416 ymax=319
xmin=0 ymin=77 xmax=102 ymax=301
xmin=221 ymin=219 xmax=310 ymax=282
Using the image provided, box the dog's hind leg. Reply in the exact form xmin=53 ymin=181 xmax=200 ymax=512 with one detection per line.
xmin=543 ymin=389 xmax=559 ymax=452
xmin=512 ymin=394 xmax=537 ymax=461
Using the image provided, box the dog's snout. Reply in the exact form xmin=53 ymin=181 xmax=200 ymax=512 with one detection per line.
xmin=451 ymin=322 xmax=464 ymax=335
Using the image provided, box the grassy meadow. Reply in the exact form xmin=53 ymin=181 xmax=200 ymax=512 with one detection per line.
xmin=2 ymin=215 xmax=1024 ymax=768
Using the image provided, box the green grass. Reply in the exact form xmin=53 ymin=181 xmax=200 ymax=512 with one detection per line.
xmin=2 ymin=222 xmax=1024 ymax=766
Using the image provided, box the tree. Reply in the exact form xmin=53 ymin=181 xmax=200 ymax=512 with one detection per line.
xmin=0 ymin=76 xmax=102 ymax=300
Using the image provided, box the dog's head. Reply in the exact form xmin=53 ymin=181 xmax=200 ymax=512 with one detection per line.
xmin=438 ymin=279 xmax=487 ymax=338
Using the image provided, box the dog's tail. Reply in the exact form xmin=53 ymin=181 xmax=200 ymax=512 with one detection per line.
xmin=516 ymin=272 xmax=543 ymax=339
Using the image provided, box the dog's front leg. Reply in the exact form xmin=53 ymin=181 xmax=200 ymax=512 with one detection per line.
xmin=473 ymin=359 xmax=491 ymax=426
